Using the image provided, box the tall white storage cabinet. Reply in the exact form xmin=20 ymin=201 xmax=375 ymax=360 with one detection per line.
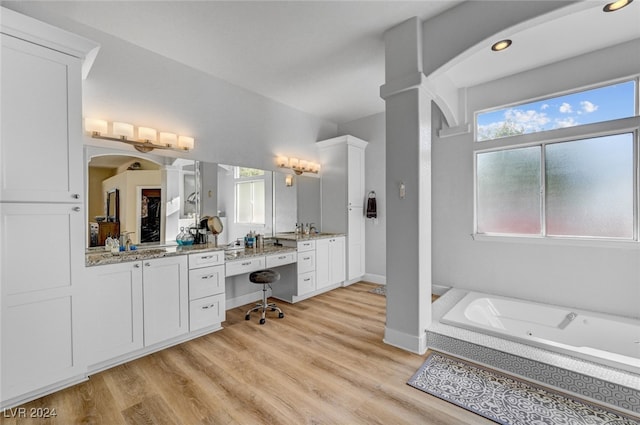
xmin=0 ymin=8 xmax=99 ymax=409
xmin=317 ymin=135 xmax=368 ymax=284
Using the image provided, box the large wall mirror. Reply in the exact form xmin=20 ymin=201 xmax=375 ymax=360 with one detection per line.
xmin=86 ymin=146 xmax=318 ymax=249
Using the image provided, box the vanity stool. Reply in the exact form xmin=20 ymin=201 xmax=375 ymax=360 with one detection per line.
xmin=245 ymin=269 xmax=284 ymax=325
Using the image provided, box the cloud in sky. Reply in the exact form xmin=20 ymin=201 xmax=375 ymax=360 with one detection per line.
xmin=559 ymin=102 xmax=573 ymax=113
xmin=505 ymin=108 xmax=550 ymax=132
xmin=580 ymin=100 xmax=598 ymax=113
xmin=540 ymin=103 xmax=549 ymax=110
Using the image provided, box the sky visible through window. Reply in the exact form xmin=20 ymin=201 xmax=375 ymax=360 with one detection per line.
xmin=476 ymin=80 xmax=637 ymax=141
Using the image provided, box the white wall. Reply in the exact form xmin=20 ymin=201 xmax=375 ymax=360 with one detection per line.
xmin=8 ymin=6 xmax=338 ymax=175
xmin=432 ymin=40 xmax=640 ymax=319
xmin=338 ymin=113 xmax=387 ymax=283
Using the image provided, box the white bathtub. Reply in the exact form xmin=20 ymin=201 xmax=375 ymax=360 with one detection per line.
xmin=440 ymin=291 xmax=640 ymax=375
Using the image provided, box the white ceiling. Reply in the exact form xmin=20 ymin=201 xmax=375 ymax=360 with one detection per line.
xmin=3 ymin=1 xmax=639 ymax=125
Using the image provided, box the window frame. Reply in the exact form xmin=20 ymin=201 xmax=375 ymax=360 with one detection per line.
xmin=473 ymin=116 xmax=640 ymax=245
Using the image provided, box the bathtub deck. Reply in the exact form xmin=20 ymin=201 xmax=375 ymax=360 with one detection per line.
xmin=427 ymin=289 xmax=640 ymax=416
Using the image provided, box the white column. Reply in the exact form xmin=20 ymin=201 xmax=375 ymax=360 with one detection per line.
xmin=380 ymin=17 xmax=432 ymax=354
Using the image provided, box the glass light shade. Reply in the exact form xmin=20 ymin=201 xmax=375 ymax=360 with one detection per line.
xmin=160 ymin=132 xmax=178 ymax=147
xmin=299 ymin=160 xmax=309 ymax=171
xmin=276 ymin=156 xmax=288 ymax=167
xmin=85 ymin=118 xmax=107 ymax=135
xmin=178 ymin=136 xmax=194 ymax=150
xmin=112 ymin=122 xmax=134 ymax=139
xmin=309 ymin=162 xmax=319 ymax=173
xmin=289 ymin=158 xmax=299 ymax=169
xmin=285 ymin=174 xmax=294 ymax=187
xmin=138 ymin=127 xmax=157 ymax=143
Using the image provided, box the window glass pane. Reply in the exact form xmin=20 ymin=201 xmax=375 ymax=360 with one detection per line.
xmin=253 ymin=180 xmax=265 ymax=224
xmin=477 ymin=80 xmax=636 ymax=141
xmin=477 ymin=147 xmax=541 ymax=234
xmin=236 ymin=167 xmax=264 ymax=178
xmin=545 ymin=134 xmax=634 ymax=238
xmin=235 ymin=181 xmax=252 ymax=223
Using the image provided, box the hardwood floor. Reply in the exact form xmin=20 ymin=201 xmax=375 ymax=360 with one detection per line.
xmin=1 ymin=282 xmax=492 ymax=425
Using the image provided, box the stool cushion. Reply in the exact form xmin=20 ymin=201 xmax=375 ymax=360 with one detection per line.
xmin=250 ymin=269 xmax=280 ymax=284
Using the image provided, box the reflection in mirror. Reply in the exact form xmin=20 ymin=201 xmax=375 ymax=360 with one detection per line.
xmin=87 ymin=149 xmax=197 ymax=248
xmin=216 ymin=164 xmax=274 ymax=245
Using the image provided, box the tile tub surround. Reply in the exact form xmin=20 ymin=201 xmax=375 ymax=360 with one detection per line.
xmin=85 ymin=244 xmax=225 ymax=266
xmin=428 ymin=289 xmax=640 ymax=415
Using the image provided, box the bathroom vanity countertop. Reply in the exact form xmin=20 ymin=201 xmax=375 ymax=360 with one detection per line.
xmin=85 ymin=243 xmax=225 ymax=267
xmin=273 ymin=232 xmax=345 ymax=241
xmin=224 ymin=244 xmax=296 ymax=261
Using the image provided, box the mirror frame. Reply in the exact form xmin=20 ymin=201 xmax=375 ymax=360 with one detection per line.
xmin=106 ymin=188 xmax=119 ymax=222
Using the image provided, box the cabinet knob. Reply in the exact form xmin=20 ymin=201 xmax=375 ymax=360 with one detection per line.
xmin=72 ymin=193 xmax=80 ymax=199
xmin=72 ymin=206 xmax=81 ymax=212
xmin=201 ymin=304 xmax=215 ymax=310
xmin=144 ymin=262 xmax=151 ymax=267
xmin=201 ymin=255 xmax=214 ymax=259
xmin=133 ymin=264 xmax=140 ymax=268
xmin=202 ymin=274 xmax=214 ymax=280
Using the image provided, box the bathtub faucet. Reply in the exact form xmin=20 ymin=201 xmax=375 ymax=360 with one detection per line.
xmin=558 ymin=312 xmax=577 ymax=330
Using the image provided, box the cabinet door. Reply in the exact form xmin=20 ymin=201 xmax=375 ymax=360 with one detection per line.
xmin=0 ymin=34 xmax=83 ymax=203
xmin=329 ymin=237 xmax=346 ymax=285
xmin=1 ymin=203 xmax=84 ymax=401
xmin=315 ymin=238 xmax=330 ymax=289
xmin=317 ymin=237 xmax=346 ymax=290
xmin=143 ymin=256 xmax=188 ymax=346
xmin=82 ymin=262 xmax=144 ymax=365
xmin=347 ymin=207 xmax=365 ymax=280
xmin=347 ymin=144 xmax=365 ymax=208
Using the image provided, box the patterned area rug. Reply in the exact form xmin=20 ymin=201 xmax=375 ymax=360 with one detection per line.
xmin=408 ymin=352 xmax=639 ymax=425
xmin=368 ymin=285 xmax=386 ymax=296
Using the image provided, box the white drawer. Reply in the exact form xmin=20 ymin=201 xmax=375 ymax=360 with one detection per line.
xmin=189 ymin=265 xmax=225 ymax=300
xmin=297 ymin=240 xmax=316 ymax=252
xmin=266 ymin=251 xmax=297 ymax=268
xmin=188 ymin=251 xmax=224 ymax=269
xmin=298 ymin=251 xmax=315 ymax=274
xmin=297 ymin=271 xmax=315 ymax=295
xmin=225 ymin=256 xmax=265 ymax=277
xmin=190 ymin=294 xmax=225 ymax=332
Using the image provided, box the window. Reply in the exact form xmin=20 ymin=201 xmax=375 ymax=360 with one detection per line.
xmin=476 ymin=80 xmax=636 ymax=142
xmin=234 ymin=167 xmax=265 ymax=224
xmin=474 ymin=79 xmax=639 ymax=241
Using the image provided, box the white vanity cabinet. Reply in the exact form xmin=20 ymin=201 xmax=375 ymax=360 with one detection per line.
xmin=142 ymin=256 xmax=189 ymax=346
xmin=317 ymin=135 xmax=368 ymax=284
xmin=316 ymin=236 xmax=346 ymax=290
xmin=0 ymin=8 xmax=99 ymax=410
xmin=294 ymin=240 xmax=317 ymax=296
xmin=82 ymin=262 xmax=144 ymax=366
xmin=188 ymin=252 xmax=225 ymax=332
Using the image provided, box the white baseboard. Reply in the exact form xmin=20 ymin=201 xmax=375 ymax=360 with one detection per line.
xmin=362 ymin=273 xmax=386 ymax=285
xmin=383 ymin=326 xmax=427 ymax=355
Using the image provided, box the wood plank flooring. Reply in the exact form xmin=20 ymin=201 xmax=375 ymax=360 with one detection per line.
xmin=1 ymin=282 xmax=493 ymax=425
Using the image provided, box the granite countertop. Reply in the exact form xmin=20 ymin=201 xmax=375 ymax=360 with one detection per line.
xmin=85 ymin=243 xmax=224 ymax=267
xmin=273 ymin=232 xmax=345 ymax=241
xmin=224 ymin=244 xmax=296 ymax=261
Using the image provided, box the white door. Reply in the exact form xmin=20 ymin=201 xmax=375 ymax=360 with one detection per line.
xmin=143 ymin=256 xmax=189 ymax=346
xmin=1 ymin=203 xmax=84 ymax=401
xmin=315 ymin=238 xmax=330 ymax=289
xmin=82 ymin=262 xmax=144 ymax=365
xmin=0 ymin=34 xmax=83 ymax=203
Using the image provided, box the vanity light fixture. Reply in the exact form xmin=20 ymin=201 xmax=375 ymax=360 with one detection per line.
xmin=285 ymin=174 xmax=294 ymax=187
xmin=603 ymin=0 xmax=633 ymax=12
xmin=276 ymin=155 xmax=320 ymax=175
xmin=84 ymin=118 xmax=195 ymax=153
xmin=491 ymin=39 xmax=512 ymax=52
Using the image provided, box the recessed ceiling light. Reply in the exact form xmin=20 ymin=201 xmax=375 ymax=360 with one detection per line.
xmin=491 ymin=39 xmax=512 ymax=52
xmin=603 ymin=0 xmax=633 ymax=12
